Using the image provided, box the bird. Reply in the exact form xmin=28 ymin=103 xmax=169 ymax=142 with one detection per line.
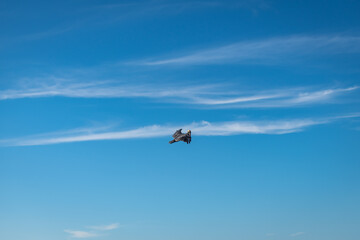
xmin=169 ymin=129 xmax=191 ymax=144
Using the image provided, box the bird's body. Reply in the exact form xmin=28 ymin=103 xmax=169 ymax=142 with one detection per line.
xmin=169 ymin=129 xmax=191 ymax=144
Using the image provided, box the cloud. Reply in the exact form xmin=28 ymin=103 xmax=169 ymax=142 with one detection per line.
xmin=190 ymin=86 xmax=358 ymax=108
xmin=65 ymin=223 xmax=119 ymax=238
xmin=5 ymin=1 xmax=266 ymax=44
xmin=64 ymin=230 xmax=98 ymax=238
xmin=0 ymin=78 xmax=219 ymax=101
xmin=140 ymin=35 xmax=360 ymax=66
xmin=19 ymin=26 xmax=76 ymax=41
xmin=290 ymin=232 xmax=305 ymax=237
xmin=0 ymin=78 xmax=357 ymax=109
xmin=2 ymin=115 xmax=357 ymax=146
xmin=87 ymin=223 xmax=120 ymax=231
xmin=287 ymin=87 xmax=357 ymax=104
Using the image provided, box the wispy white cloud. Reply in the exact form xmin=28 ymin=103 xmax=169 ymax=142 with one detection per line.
xmin=290 ymin=232 xmax=305 ymax=237
xmin=140 ymin=35 xmax=360 ymax=66
xmin=288 ymin=87 xmax=357 ymax=104
xmin=64 ymin=230 xmax=98 ymax=238
xmin=65 ymin=223 xmax=119 ymax=238
xmin=0 ymin=78 xmax=357 ymax=108
xmin=87 ymin=223 xmax=120 ymax=231
xmin=0 ymin=78 xmax=219 ymax=101
xmin=2 ymin=115 xmax=357 ymax=146
xmin=5 ymin=1 xmax=265 ymax=44
xmin=19 ymin=26 xmax=76 ymax=41
xmin=215 ymin=86 xmax=359 ymax=108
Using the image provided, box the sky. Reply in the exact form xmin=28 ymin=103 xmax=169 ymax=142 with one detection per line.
xmin=0 ymin=0 xmax=360 ymax=239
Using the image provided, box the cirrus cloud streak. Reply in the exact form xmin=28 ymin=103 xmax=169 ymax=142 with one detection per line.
xmin=2 ymin=115 xmax=357 ymax=147
xmin=64 ymin=230 xmax=98 ymax=239
xmin=0 ymin=79 xmax=357 ymax=109
xmin=141 ymin=35 xmax=360 ymax=66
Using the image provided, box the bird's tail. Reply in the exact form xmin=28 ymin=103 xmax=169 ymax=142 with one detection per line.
xmin=169 ymin=139 xmax=175 ymax=144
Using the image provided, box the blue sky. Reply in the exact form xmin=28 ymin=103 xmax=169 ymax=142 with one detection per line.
xmin=1 ymin=0 xmax=360 ymax=239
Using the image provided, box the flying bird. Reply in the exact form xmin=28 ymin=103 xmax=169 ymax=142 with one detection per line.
xmin=169 ymin=129 xmax=191 ymax=144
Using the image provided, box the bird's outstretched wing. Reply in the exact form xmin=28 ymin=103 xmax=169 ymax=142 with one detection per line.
xmin=172 ymin=129 xmax=183 ymax=138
